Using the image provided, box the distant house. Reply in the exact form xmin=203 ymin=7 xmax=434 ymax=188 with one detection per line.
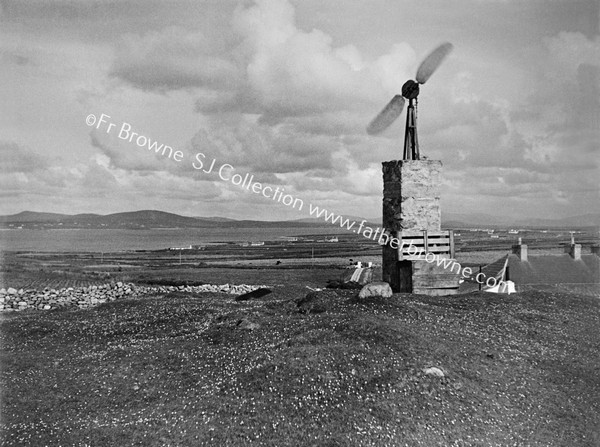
xmin=169 ymin=245 xmax=192 ymax=250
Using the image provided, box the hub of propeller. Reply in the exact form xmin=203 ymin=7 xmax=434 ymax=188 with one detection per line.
xmin=401 ymin=80 xmax=420 ymax=100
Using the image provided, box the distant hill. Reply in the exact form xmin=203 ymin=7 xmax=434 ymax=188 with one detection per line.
xmin=0 ymin=210 xmax=221 ymax=229
xmin=98 ymin=210 xmax=217 ymax=228
xmin=0 ymin=210 xmax=330 ymax=229
xmin=2 ymin=210 xmax=598 ymax=230
xmin=442 ymin=212 xmax=600 ymax=229
xmin=0 ymin=211 xmax=76 ymax=223
xmin=195 ymin=216 xmax=239 ymax=223
xmin=515 ymin=214 xmax=600 ymax=228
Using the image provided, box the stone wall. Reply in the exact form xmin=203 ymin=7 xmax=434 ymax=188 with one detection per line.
xmin=382 ymin=160 xmax=442 ymax=232
xmin=382 ymin=160 xmax=443 ymax=292
xmin=0 ymin=282 xmax=267 ymax=312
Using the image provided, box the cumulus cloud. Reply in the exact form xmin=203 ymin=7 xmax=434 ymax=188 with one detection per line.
xmin=111 ymin=0 xmax=415 ymax=126
xmin=111 ymin=26 xmax=240 ymax=91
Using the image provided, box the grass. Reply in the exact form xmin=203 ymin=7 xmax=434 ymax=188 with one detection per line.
xmin=1 ymin=288 xmax=599 ymax=446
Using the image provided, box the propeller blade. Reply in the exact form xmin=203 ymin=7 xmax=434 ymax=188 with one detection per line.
xmin=366 ymin=95 xmax=405 ymax=135
xmin=416 ymin=42 xmax=453 ymax=84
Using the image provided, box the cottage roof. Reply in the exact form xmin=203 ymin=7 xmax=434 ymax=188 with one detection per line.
xmin=506 ymin=254 xmax=599 ymax=286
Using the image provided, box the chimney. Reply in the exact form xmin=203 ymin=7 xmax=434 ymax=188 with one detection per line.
xmin=512 ymin=238 xmax=527 ymax=261
xmin=564 ymin=235 xmax=582 ymax=260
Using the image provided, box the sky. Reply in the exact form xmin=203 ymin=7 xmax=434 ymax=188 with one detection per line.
xmin=0 ymin=0 xmax=598 ymax=221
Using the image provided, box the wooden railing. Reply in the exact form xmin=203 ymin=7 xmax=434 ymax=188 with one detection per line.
xmin=396 ymin=229 xmax=455 ymax=261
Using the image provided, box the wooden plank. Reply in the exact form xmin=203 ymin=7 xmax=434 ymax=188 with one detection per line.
xmin=412 ymin=259 xmax=460 ymax=274
xmin=402 ymin=255 xmax=424 ymax=260
xmin=397 ymin=238 xmax=450 ymax=245
xmin=399 ymin=248 xmax=451 ymax=256
xmin=413 ymin=276 xmax=461 ymax=288
xmin=449 ymin=230 xmax=455 ymax=259
xmin=401 ymin=230 xmax=450 ymax=237
xmin=398 ymin=243 xmax=451 ymax=249
xmin=400 ymin=239 xmax=428 ymax=245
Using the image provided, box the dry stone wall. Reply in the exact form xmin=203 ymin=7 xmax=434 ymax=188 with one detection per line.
xmin=0 ymin=282 xmax=267 ymax=312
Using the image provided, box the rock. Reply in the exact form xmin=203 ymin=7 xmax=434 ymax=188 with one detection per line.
xmin=237 ymin=319 xmax=261 ymax=331
xmin=235 ymin=288 xmax=272 ymax=301
xmin=358 ymin=282 xmax=393 ymax=299
xmin=43 ymin=305 xmax=51 ymax=310
xmin=422 ymin=367 xmax=445 ymax=378
xmin=7 ymin=288 xmax=17 ymax=295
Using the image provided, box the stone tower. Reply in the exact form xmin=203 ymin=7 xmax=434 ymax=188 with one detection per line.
xmin=381 ymin=159 xmax=459 ymax=295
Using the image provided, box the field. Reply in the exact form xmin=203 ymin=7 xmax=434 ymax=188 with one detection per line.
xmin=1 ymin=229 xmax=599 ymax=445
xmin=2 ymin=226 xmax=597 ymax=291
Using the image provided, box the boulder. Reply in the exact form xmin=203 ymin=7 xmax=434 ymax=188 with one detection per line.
xmin=235 ymin=288 xmax=272 ymax=301
xmin=422 ymin=367 xmax=445 ymax=378
xmin=237 ymin=319 xmax=261 ymax=331
xmin=358 ymin=282 xmax=393 ymax=299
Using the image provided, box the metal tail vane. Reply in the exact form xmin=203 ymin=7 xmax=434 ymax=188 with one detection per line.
xmin=367 ymin=42 xmax=453 ymax=160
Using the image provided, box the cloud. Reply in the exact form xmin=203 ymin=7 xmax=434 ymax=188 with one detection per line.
xmin=5 ymin=0 xmax=597 ymax=219
xmin=0 ymin=141 xmax=48 ymax=173
xmin=0 ymin=51 xmax=30 ymax=66
xmin=204 ymin=0 xmax=412 ymax=122
xmin=108 ymin=0 xmax=415 ymax=128
xmin=110 ymin=26 xmax=239 ymax=91
xmin=189 ymin=116 xmax=337 ymax=176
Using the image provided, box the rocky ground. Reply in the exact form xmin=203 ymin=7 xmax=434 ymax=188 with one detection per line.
xmin=1 ymin=286 xmax=599 ymax=446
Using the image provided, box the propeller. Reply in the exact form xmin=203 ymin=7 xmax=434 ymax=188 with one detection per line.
xmin=366 ymin=95 xmax=405 ymax=135
xmin=416 ymin=42 xmax=453 ymax=84
xmin=367 ymin=42 xmax=453 ymax=135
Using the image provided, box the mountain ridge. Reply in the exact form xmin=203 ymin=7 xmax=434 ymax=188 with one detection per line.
xmin=1 ymin=210 xmax=598 ymax=229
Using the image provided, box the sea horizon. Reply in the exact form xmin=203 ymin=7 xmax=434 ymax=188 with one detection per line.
xmin=0 ymin=227 xmax=348 ymax=252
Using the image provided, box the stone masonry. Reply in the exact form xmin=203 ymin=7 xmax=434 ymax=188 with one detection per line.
xmin=382 ymin=160 xmax=442 ymax=232
xmin=382 ymin=160 xmax=443 ymax=291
